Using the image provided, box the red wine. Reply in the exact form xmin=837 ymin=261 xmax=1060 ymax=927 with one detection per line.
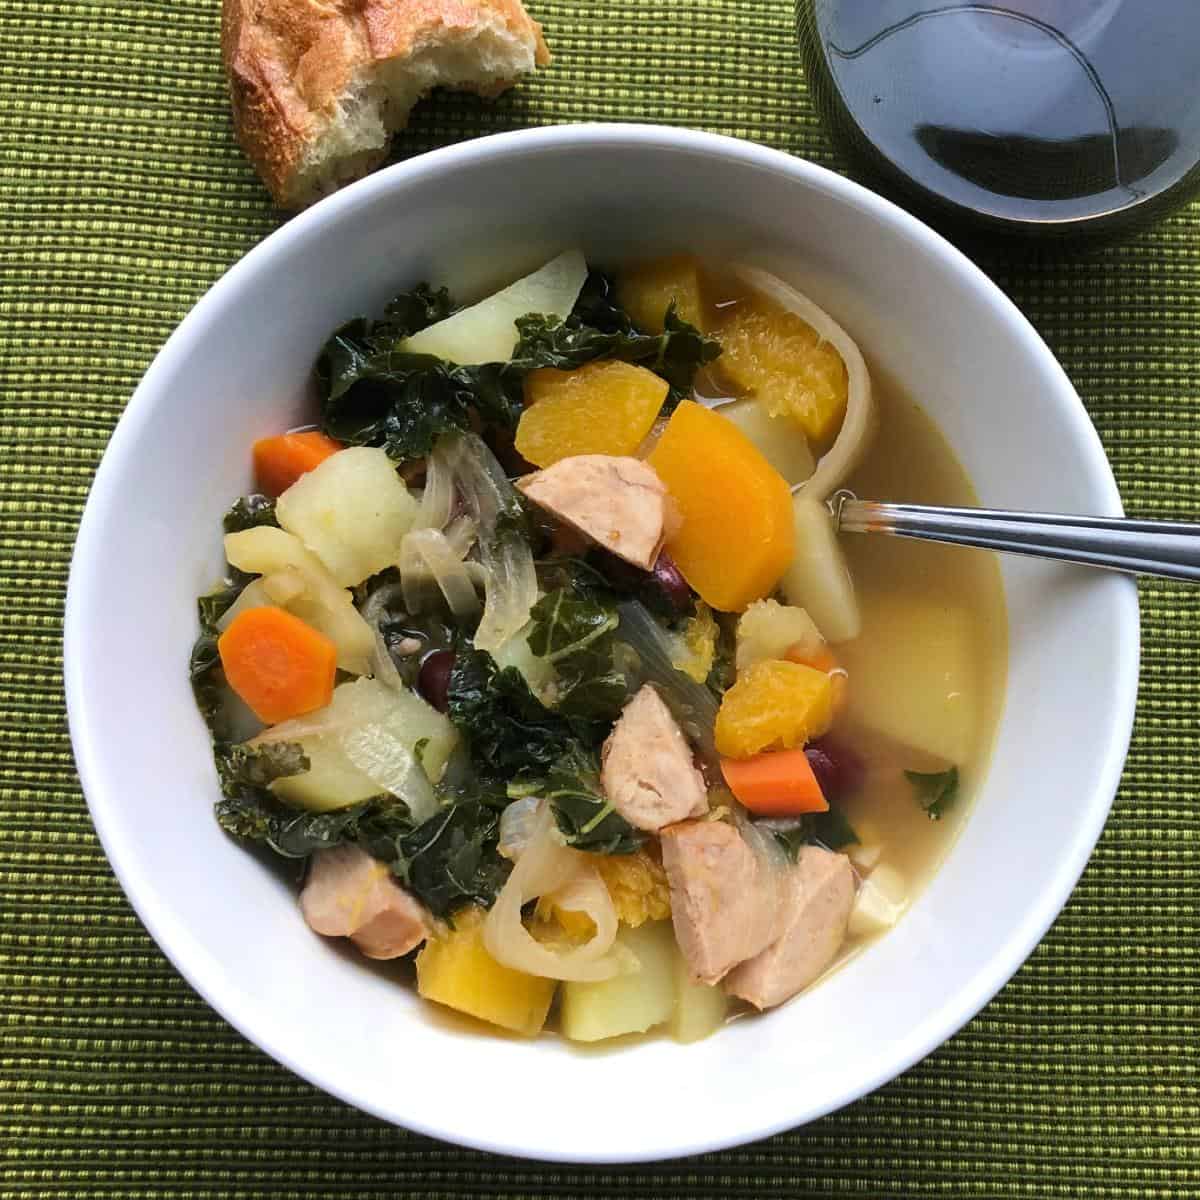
xmin=798 ymin=1 xmax=1200 ymax=238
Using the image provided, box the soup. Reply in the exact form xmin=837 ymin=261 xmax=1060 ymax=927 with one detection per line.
xmin=189 ymin=249 xmax=1006 ymax=1045
xmin=834 ymin=375 xmax=1007 ymax=960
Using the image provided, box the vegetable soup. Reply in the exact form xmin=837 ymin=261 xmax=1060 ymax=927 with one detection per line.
xmin=190 ymin=250 xmax=1006 ymax=1044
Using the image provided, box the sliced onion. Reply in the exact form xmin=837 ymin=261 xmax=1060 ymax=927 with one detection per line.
xmin=250 ymin=706 xmax=361 ymax=745
xmin=216 ymin=578 xmax=273 ymax=633
xmin=251 ymin=679 xmax=444 ymax=823
xmin=413 ymin=443 xmax=455 ymax=531
xmin=731 ymin=265 xmax=874 ymax=500
xmin=440 ymin=432 xmax=538 ymax=653
xmin=442 ymin=514 xmax=478 ymax=560
xmin=359 ymin=579 xmax=406 ymax=690
xmin=497 ymin=794 xmax=542 ymax=861
xmin=483 ymin=804 xmax=634 ymax=982
xmin=399 ymin=527 xmax=482 ymax=620
xmin=340 ymin=724 xmax=438 ymax=823
xmin=733 ymin=802 xmax=791 ymax=943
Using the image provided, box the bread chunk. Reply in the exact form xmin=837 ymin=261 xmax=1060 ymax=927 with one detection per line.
xmin=222 ymin=0 xmax=550 ymax=208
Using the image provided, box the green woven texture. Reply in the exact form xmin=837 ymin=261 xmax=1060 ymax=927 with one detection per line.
xmin=2 ymin=0 xmax=1198 ymax=1194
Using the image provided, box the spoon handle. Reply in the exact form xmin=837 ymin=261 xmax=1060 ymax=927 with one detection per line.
xmin=834 ymin=497 xmax=1200 ymax=582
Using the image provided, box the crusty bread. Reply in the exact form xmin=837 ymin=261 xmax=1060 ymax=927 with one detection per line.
xmin=222 ymin=0 xmax=550 ymax=209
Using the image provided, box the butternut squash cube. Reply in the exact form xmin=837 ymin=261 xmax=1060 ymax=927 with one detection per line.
xmin=647 ymin=400 xmax=794 ymax=611
xmin=415 ymin=907 xmax=556 ymax=1037
xmin=517 ymin=360 xmax=668 ymax=467
xmin=615 ymin=255 xmax=707 ymax=333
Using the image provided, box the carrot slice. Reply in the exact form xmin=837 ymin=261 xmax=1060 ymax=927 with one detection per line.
xmin=720 ymin=747 xmax=829 ymax=816
xmin=217 ymin=606 xmax=337 ymax=725
xmin=253 ymin=431 xmax=343 ymax=498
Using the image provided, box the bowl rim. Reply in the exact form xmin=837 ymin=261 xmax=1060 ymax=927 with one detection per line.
xmin=64 ymin=122 xmax=1140 ymax=1162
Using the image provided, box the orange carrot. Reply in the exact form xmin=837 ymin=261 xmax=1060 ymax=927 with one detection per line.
xmin=721 ymin=747 xmax=829 ymax=816
xmin=253 ymin=431 xmax=343 ymax=497
xmin=217 ymin=606 xmax=337 ymax=725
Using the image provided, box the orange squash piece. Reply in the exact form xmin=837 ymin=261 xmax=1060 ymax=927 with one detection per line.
xmin=716 ymin=295 xmax=848 ymax=448
xmin=714 ymin=660 xmax=834 ymax=759
xmin=615 ymin=255 xmax=707 ymax=333
xmin=647 ymin=400 xmax=794 ymax=611
xmin=517 ymin=360 xmax=668 ymax=467
xmin=217 ymin=606 xmax=337 ymax=725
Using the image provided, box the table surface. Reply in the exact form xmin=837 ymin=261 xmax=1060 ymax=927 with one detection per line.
xmin=2 ymin=1 xmax=1197 ymax=1196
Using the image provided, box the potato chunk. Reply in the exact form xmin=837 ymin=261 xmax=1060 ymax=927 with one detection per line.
xmin=401 ymin=249 xmax=587 ymax=365
xmin=560 ymin=921 xmax=677 ymax=1042
xmin=276 ymin=446 xmax=418 ymax=587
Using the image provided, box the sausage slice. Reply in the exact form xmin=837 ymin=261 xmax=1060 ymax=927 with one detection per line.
xmin=300 ymin=844 xmax=430 ymax=959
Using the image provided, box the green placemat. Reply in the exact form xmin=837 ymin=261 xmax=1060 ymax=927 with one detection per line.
xmin=2 ymin=0 xmax=1197 ymax=1195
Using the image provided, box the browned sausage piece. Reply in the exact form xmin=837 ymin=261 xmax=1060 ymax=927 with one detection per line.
xmin=660 ymin=819 xmax=778 ymax=985
xmin=518 ymin=455 xmax=669 ymax=569
xmin=723 ymin=846 xmax=855 ymax=1010
xmin=601 ymin=684 xmax=708 ymax=832
xmin=300 ymin=844 xmax=430 ymax=960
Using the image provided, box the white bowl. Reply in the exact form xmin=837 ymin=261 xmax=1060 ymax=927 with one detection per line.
xmin=64 ymin=125 xmax=1139 ymax=1163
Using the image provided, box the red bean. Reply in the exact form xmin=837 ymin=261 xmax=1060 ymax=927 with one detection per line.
xmin=650 ymin=552 xmax=692 ymax=615
xmin=805 ymin=736 xmax=864 ymax=803
xmin=417 ymin=650 xmax=454 ymax=713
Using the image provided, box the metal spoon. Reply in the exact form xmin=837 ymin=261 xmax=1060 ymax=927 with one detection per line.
xmin=831 ymin=493 xmax=1200 ymax=582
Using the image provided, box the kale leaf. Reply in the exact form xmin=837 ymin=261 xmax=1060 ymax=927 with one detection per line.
xmin=317 ymin=332 xmax=525 ymax=462
xmin=215 ymin=781 xmax=510 ymax=918
xmin=382 ymin=282 xmax=455 ymax=334
xmin=215 ymin=792 xmax=401 ymax=860
xmin=905 ymin=766 xmax=959 ymax=820
xmin=313 ymin=271 xmax=721 ymax=461
xmin=759 ymin=806 xmax=860 ymax=858
xmin=511 ymin=742 xmax=644 ymax=856
xmin=527 ymin=588 xmax=619 ymax=662
xmin=217 ymin=741 xmax=309 ymax=794
xmin=191 ymin=567 xmax=256 ymax=742
xmin=526 ymin=584 xmax=629 ymax=735
xmin=315 ymin=283 xmax=523 ymax=461
xmin=392 ymin=800 xmax=511 ymax=919
xmin=564 ymin=270 xmax=723 ymax=402
xmin=447 ymin=643 xmax=575 ymax=775
xmin=209 ymin=742 xmax=396 ymax=862
xmin=512 ymin=303 xmax=719 ymax=405
xmin=223 ymin=494 xmax=278 ymax=534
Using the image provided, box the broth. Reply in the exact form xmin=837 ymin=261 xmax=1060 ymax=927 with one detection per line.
xmin=835 ymin=374 xmax=1008 ymax=936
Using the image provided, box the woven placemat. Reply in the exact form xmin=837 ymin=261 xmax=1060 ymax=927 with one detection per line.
xmin=2 ymin=0 xmax=1197 ymax=1195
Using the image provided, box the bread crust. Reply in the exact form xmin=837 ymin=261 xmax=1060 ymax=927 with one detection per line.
xmin=222 ymin=0 xmax=549 ymax=207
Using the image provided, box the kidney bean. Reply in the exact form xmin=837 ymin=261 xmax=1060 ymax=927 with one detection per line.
xmin=805 ymin=736 xmax=865 ymax=803
xmin=417 ymin=649 xmax=455 ymax=713
xmin=649 ymin=552 xmax=692 ymax=615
